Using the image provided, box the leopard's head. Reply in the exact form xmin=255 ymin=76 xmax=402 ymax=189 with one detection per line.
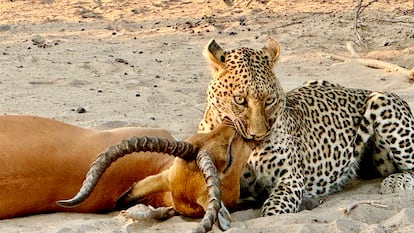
xmin=204 ymin=37 xmax=285 ymax=140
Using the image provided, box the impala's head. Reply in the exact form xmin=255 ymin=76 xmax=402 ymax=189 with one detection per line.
xmin=204 ymin=37 xmax=285 ymax=140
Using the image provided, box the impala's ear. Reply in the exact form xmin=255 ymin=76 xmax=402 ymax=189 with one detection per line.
xmin=204 ymin=39 xmax=226 ymax=72
xmin=262 ymin=37 xmax=280 ymax=67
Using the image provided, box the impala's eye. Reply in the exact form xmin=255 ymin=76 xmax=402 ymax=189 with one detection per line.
xmin=265 ymin=97 xmax=276 ymax=106
xmin=233 ymin=96 xmax=246 ymax=106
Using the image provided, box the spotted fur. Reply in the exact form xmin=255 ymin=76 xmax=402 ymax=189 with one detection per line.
xmin=198 ymin=38 xmax=414 ymax=216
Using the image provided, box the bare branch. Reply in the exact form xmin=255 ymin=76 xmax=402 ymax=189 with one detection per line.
xmin=353 ymin=0 xmax=380 ymax=46
xmin=338 ymin=200 xmax=389 ymax=215
xmin=319 ymin=45 xmax=414 ymax=81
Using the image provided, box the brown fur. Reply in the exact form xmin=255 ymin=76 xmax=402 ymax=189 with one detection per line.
xmin=117 ymin=123 xmax=252 ymax=218
xmin=0 ymin=115 xmax=174 ymax=219
xmin=1 ymin=115 xmax=252 ymax=224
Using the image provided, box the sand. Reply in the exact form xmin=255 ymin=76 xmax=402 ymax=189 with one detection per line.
xmin=0 ymin=0 xmax=413 ymax=232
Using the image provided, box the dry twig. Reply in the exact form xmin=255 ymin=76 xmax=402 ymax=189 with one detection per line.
xmin=319 ymin=42 xmax=414 ymax=81
xmin=338 ymin=200 xmax=389 ymax=215
xmin=353 ymin=0 xmax=380 ymax=46
xmin=346 ymin=41 xmax=359 ymax=58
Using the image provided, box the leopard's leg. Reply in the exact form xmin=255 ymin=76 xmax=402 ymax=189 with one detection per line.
xmin=354 ymin=92 xmax=414 ymax=194
xmin=372 ymin=138 xmax=397 ymax=177
xmin=241 ymin=158 xmax=304 ymax=216
xmin=247 ymin=134 xmax=306 ymax=216
xmin=239 ymin=162 xmax=258 ymax=198
xmin=261 ymin=172 xmax=305 ymax=215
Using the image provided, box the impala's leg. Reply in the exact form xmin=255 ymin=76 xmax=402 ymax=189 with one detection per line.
xmin=217 ymin=202 xmax=231 ymax=230
xmin=117 ymin=169 xmax=171 ymax=207
xmin=120 ymin=204 xmax=175 ymax=221
xmin=194 ymin=195 xmax=231 ymax=231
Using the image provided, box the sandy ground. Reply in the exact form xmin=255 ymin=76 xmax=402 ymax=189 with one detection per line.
xmin=0 ymin=0 xmax=414 ymax=232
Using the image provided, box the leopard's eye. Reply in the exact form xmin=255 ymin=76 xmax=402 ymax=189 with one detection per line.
xmin=265 ymin=97 xmax=276 ymax=106
xmin=233 ymin=96 xmax=246 ymax=106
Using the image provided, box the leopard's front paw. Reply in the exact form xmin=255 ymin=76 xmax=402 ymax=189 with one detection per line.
xmin=379 ymin=172 xmax=414 ymax=194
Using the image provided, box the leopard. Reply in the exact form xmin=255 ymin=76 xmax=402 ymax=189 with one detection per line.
xmin=198 ymin=37 xmax=414 ymax=216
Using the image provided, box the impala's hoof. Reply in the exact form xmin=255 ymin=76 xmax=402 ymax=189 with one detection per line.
xmin=120 ymin=204 xmax=175 ymax=221
xmin=218 ymin=201 xmax=231 ymax=231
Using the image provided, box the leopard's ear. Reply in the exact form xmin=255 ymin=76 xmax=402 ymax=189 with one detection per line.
xmin=204 ymin=39 xmax=226 ymax=72
xmin=262 ymin=37 xmax=280 ymax=67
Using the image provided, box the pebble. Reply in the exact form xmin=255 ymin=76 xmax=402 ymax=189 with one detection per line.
xmin=76 ymin=107 xmax=86 ymax=114
xmin=31 ymin=35 xmax=46 ymax=45
xmin=115 ymin=58 xmax=128 ymax=64
xmin=239 ymin=16 xmax=246 ymax=26
xmin=0 ymin=25 xmax=11 ymax=31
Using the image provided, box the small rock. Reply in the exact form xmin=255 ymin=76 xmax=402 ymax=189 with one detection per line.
xmin=69 ymin=80 xmax=89 ymax=86
xmin=55 ymin=227 xmax=74 ymax=233
xmin=80 ymin=11 xmax=102 ymax=19
xmin=31 ymin=35 xmax=46 ymax=45
xmin=0 ymin=25 xmax=11 ymax=31
xmin=105 ymin=25 xmax=114 ymax=30
xmin=382 ymin=40 xmax=396 ymax=47
xmin=115 ymin=58 xmax=128 ymax=64
xmin=76 ymin=107 xmax=86 ymax=114
xmin=42 ymin=0 xmax=55 ymax=4
xmin=239 ymin=16 xmax=246 ymax=26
